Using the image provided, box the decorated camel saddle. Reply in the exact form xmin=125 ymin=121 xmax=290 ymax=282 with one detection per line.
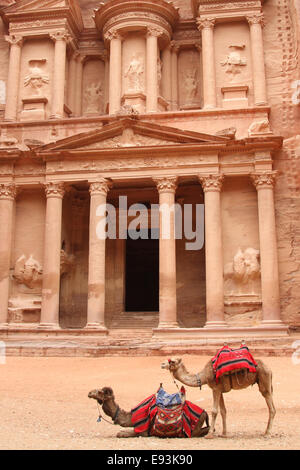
xmin=211 ymin=343 xmax=258 ymax=383
xmin=131 ymin=385 xmax=206 ymax=438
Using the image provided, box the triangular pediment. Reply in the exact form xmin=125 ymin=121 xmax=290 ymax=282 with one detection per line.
xmin=2 ymin=0 xmax=83 ymax=27
xmin=36 ymin=118 xmax=230 ymax=154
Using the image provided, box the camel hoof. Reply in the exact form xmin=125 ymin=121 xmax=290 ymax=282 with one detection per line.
xmin=205 ymin=433 xmax=214 ymax=439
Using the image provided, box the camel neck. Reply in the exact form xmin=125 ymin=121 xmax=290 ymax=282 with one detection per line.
xmin=174 ymin=365 xmax=207 ymax=388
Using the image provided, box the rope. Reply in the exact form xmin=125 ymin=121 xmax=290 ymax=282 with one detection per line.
xmin=96 ymin=402 xmax=118 ymax=426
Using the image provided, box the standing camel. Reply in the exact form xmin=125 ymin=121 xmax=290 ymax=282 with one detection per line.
xmin=88 ymin=386 xmax=210 ymax=438
xmin=161 ymin=357 xmax=275 ymax=438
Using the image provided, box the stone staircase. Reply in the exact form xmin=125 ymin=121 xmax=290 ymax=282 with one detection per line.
xmin=108 ymin=311 xmax=159 ymax=330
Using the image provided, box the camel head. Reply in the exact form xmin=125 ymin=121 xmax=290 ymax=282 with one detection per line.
xmin=88 ymin=386 xmax=114 ymax=404
xmin=161 ymin=357 xmax=182 ymax=373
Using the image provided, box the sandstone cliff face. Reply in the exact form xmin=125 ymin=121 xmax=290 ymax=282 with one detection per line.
xmin=263 ymin=0 xmax=300 ymax=327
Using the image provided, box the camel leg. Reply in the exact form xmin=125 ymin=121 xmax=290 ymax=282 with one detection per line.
xmin=205 ymin=390 xmax=222 ymax=439
xmin=258 ymin=371 xmax=276 ymax=435
xmin=219 ymin=394 xmax=227 ymax=437
xmin=117 ymin=429 xmax=138 ymax=438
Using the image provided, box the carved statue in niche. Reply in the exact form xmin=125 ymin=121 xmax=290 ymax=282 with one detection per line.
xmin=124 ymin=54 xmax=144 ymax=92
xmin=183 ymin=68 xmax=198 ymax=104
xmin=84 ymin=82 xmax=103 ymax=114
xmin=224 ymin=248 xmax=261 ymax=293
xmin=24 ymin=59 xmax=49 ymax=96
xmin=13 ymin=254 xmax=43 ymax=289
xmin=221 ymin=45 xmax=247 ymax=81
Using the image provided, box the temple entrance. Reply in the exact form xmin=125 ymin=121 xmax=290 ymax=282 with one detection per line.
xmin=125 ymin=230 xmax=159 ymax=312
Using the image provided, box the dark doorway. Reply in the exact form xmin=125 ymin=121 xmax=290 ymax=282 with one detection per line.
xmin=125 ymin=230 xmax=159 ymax=312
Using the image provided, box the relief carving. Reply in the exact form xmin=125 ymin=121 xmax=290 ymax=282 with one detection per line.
xmin=24 ymin=59 xmax=49 ymax=96
xmin=248 ymin=118 xmax=272 ymax=136
xmin=224 ymin=248 xmax=261 ymax=293
xmin=221 ymin=46 xmax=247 ymax=81
xmin=84 ymin=82 xmax=103 ymax=114
xmin=124 ymin=54 xmax=145 ymax=92
xmin=13 ymin=254 xmax=43 ymax=289
xmin=182 ymin=68 xmax=198 ymax=104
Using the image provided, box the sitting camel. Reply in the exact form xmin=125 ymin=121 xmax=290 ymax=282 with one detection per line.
xmin=161 ymin=357 xmax=275 ymax=438
xmin=88 ymin=386 xmax=210 ymax=438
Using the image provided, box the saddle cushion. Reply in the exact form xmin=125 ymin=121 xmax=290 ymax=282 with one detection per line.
xmin=212 ymin=345 xmax=257 ymax=383
xmin=131 ymin=394 xmax=204 ymax=438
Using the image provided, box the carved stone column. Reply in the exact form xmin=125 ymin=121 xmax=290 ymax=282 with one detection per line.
xmin=50 ymin=32 xmax=70 ymax=119
xmin=198 ymin=174 xmax=226 ymax=328
xmin=161 ymin=44 xmax=172 ymax=108
xmin=4 ymin=35 xmax=23 ymax=121
xmin=74 ymin=52 xmax=84 ymax=117
xmin=146 ymin=27 xmax=161 ymax=113
xmin=67 ymin=52 xmax=77 ymax=113
xmin=0 ymin=184 xmax=17 ymax=326
xmin=103 ymin=51 xmax=109 ymax=114
xmin=86 ymin=179 xmax=112 ymax=330
xmin=251 ymin=172 xmax=284 ymax=327
xmin=154 ymin=176 xmax=178 ymax=328
xmin=197 ymin=18 xmax=217 ymax=109
xmin=40 ymin=182 xmax=65 ymax=329
xmin=170 ymin=41 xmax=179 ymax=111
xmin=247 ymin=13 xmax=267 ymax=106
xmin=106 ymin=31 xmax=122 ymax=115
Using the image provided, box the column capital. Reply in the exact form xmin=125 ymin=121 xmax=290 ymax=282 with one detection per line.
xmin=153 ymin=176 xmax=178 ymax=194
xmin=44 ymin=182 xmax=65 ymax=199
xmin=104 ymin=29 xmax=122 ymax=42
xmin=0 ymin=183 xmax=17 ymax=200
xmin=170 ymin=41 xmax=180 ymax=54
xmin=194 ymin=42 xmax=202 ymax=52
xmin=5 ymin=34 xmax=23 ymax=47
xmin=196 ymin=17 xmax=216 ymax=31
xmin=198 ymin=174 xmax=224 ymax=192
xmin=50 ymin=31 xmax=71 ymax=43
xmin=251 ymin=171 xmax=277 ymax=190
xmin=73 ymin=50 xmax=85 ymax=63
xmin=147 ymin=27 xmax=163 ymax=38
xmin=89 ymin=178 xmax=112 ymax=197
xmin=246 ymin=13 xmax=266 ymax=27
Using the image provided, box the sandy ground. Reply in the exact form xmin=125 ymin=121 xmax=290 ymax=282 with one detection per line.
xmin=0 ymin=355 xmax=299 ymax=451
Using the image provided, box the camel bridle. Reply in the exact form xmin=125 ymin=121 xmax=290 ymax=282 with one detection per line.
xmin=95 ymin=398 xmax=121 ymax=426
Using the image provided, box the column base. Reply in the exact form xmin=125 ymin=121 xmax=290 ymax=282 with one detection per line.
xmin=0 ymin=323 xmax=9 ymax=330
xmin=203 ymin=104 xmax=216 ymax=110
xmin=157 ymin=321 xmax=179 ymax=329
xmin=38 ymin=323 xmax=60 ymax=330
xmin=254 ymin=101 xmax=267 ymax=107
xmin=204 ymin=320 xmax=228 ymax=329
xmin=84 ymin=322 xmax=108 ymax=332
xmin=49 ymin=114 xmax=63 ymax=120
xmin=260 ymin=319 xmax=289 ymax=329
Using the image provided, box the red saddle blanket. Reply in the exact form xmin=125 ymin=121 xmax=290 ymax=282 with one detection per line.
xmin=131 ymin=394 xmax=204 ymax=438
xmin=212 ymin=345 xmax=257 ymax=383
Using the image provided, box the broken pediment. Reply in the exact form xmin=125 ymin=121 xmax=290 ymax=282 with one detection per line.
xmin=2 ymin=0 xmax=83 ymax=29
xmin=35 ymin=118 xmax=230 ymax=155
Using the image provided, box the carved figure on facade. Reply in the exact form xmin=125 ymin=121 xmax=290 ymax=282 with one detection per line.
xmin=248 ymin=118 xmax=272 ymax=136
xmin=224 ymin=248 xmax=261 ymax=293
xmin=221 ymin=46 xmax=247 ymax=81
xmin=182 ymin=68 xmax=198 ymax=104
xmin=124 ymin=54 xmax=144 ymax=92
xmin=84 ymin=82 xmax=103 ymax=114
xmin=13 ymin=254 xmax=43 ymax=289
xmin=24 ymin=59 xmax=49 ymax=96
